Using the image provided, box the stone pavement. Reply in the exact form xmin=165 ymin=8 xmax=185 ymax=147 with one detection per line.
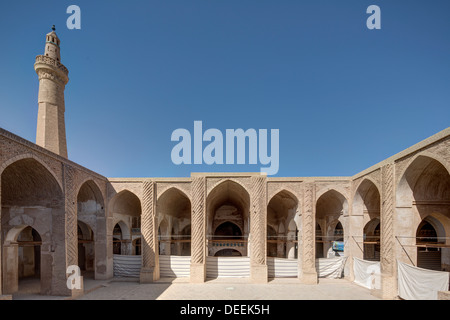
xmin=12 ymin=277 xmax=380 ymax=300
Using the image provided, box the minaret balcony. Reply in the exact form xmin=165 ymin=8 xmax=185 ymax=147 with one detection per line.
xmin=35 ymin=55 xmax=69 ymax=84
xmin=35 ymin=55 xmax=69 ymax=75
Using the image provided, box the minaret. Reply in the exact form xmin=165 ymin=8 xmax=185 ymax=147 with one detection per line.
xmin=34 ymin=25 xmax=69 ymax=158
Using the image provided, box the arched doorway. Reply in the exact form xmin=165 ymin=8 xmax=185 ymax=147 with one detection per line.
xmin=1 ymin=158 xmax=64 ymax=295
xmin=416 ymin=218 xmax=444 ymax=271
xmin=316 ymin=190 xmax=348 ymax=259
xmin=363 ymin=219 xmax=380 ymax=261
xmin=331 ymin=221 xmax=345 ymax=257
xmin=110 ymin=190 xmax=141 ymax=256
xmin=157 ymin=188 xmax=191 ymax=256
xmin=113 ymin=222 xmax=130 ymax=255
xmin=156 ymin=188 xmax=191 ymax=279
xmin=396 ymin=155 xmax=450 ymax=271
xmin=267 ymin=190 xmax=299 ymax=259
xmin=353 ymin=179 xmax=381 ymax=261
xmin=334 ymin=221 xmax=344 ymax=241
xmin=77 ymin=180 xmax=104 ymax=278
xmin=205 ymin=180 xmax=250 ymax=279
xmin=78 ymin=221 xmax=95 ymax=278
xmin=206 ymin=180 xmax=250 ymax=257
xmin=17 ymin=227 xmax=42 ymax=294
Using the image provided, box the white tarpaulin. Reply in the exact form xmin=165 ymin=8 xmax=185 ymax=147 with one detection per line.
xmin=397 ymin=260 xmax=449 ymax=300
xmin=113 ymin=254 xmax=142 ymax=277
xmin=206 ymin=256 xmax=250 ymax=278
xmin=316 ymin=257 xmax=347 ymax=278
xmin=159 ymin=255 xmax=191 ymax=277
xmin=267 ymin=257 xmax=298 ymax=278
xmin=353 ymin=257 xmax=380 ymax=289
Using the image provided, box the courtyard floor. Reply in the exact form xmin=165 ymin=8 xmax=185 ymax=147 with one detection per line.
xmin=11 ymin=276 xmax=380 ymax=300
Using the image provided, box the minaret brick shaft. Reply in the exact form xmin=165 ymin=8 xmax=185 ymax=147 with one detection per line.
xmin=34 ymin=26 xmax=69 ymax=158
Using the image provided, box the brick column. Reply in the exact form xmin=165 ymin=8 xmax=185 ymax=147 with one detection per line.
xmin=64 ymin=166 xmax=77 ymax=267
xmin=140 ymin=180 xmax=157 ymax=283
xmin=64 ymin=164 xmax=83 ymax=297
xmin=380 ymin=164 xmax=396 ymax=298
xmin=299 ymin=182 xmax=317 ymax=284
xmin=3 ymin=243 xmax=19 ymax=294
xmin=250 ymin=175 xmax=268 ymax=283
xmin=190 ymin=176 xmax=206 ymax=282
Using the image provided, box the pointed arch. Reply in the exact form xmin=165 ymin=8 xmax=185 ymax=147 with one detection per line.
xmin=0 ymin=153 xmax=63 ymax=191
xmin=110 ymin=189 xmax=142 ymax=256
xmin=363 ymin=218 xmax=381 ymax=261
xmin=113 ymin=220 xmax=131 ymax=239
xmin=416 ymin=216 xmax=447 ymax=271
xmin=207 ymin=179 xmax=250 ymax=222
xmin=316 ymin=189 xmax=348 ymax=218
xmin=267 ymin=189 xmax=299 ymax=229
xmin=207 ymin=179 xmax=250 ymax=257
xmin=396 ymin=153 xmax=450 ymax=272
xmin=315 ymin=189 xmax=348 ymax=258
xmin=78 ymin=179 xmax=105 ymax=217
xmin=316 ymin=186 xmax=349 ymax=205
xmin=157 ymin=187 xmax=191 ymax=218
xmin=3 ymin=226 xmax=46 ymax=294
xmin=207 ymin=178 xmax=250 ymax=198
xmin=157 ymin=187 xmax=191 ymax=256
xmin=353 ymin=178 xmax=381 ymax=219
xmin=158 ymin=186 xmax=191 ymax=201
xmin=109 ymin=189 xmax=142 ymax=217
xmin=397 ymin=154 xmax=450 ymax=208
xmin=267 ymin=189 xmax=299 ymax=259
xmin=1 ymin=157 xmax=63 ymax=207
xmin=76 ymin=178 xmax=105 ymax=207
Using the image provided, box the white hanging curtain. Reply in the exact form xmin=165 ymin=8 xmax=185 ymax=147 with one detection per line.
xmin=397 ymin=260 xmax=449 ymax=300
xmin=159 ymin=255 xmax=191 ymax=278
xmin=353 ymin=257 xmax=380 ymax=289
xmin=113 ymin=254 xmax=142 ymax=277
xmin=316 ymin=257 xmax=347 ymax=278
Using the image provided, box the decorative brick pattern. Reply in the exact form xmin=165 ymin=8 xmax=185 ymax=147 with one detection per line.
xmin=381 ymin=164 xmax=394 ymax=275
xmin=250 ymin=176 xmax=266 ymax=265
xmin=191 ymin=177 xmax=206 ymax=264
xmin=141 ymin=180 xmax=155 ymax=268
xmin=302 ymin=183 xmax=315 ymax=272
xmin=64 ymin=164 xmax=78 ymax=268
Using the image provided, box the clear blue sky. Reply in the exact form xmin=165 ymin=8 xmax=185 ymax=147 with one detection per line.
xmin=0 ymin=0 xmax=449 ymax=177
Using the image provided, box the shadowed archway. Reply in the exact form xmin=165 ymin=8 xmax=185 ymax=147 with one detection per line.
xmin=110 ymin=190 xmax=142 ymax=256
xmin=1 ymin=158 xmax=64 ymax=295
xmin=397 ymin=155 xmax=450 ymax=271
xmin=206 ymin=180 xmax=250 ymax=257
xmin=316 ymin=190 xmax=348 ymax=258
xmin=267 ymin=190 xmax=299 ymax=259
xmin=157 ymin=188 xmax=191 ymax=256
